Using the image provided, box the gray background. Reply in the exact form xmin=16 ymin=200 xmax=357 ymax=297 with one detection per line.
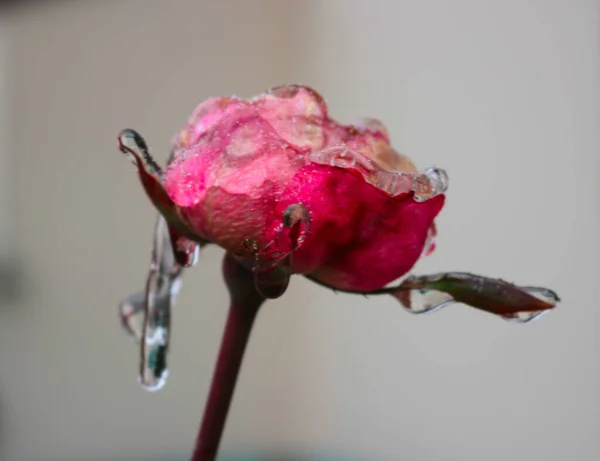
xmin=0 ymin=1 xmax=598 ymax=460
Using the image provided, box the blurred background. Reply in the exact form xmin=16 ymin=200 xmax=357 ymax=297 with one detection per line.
xmin=0 ymin=1 xmax=598 ymax=460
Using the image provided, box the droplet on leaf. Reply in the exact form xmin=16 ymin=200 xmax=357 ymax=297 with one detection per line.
xmin=394 ymin=287 xmax=454 ymax=314
xmin=388 ymin=272 xmax=559 ymax=321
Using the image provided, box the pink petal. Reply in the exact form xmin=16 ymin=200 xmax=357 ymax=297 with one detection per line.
xmin=253 ymin=85 xmax=328 ymax=151
xmin=172 ymin=96 xmax=245 ymax=150
xmin=165 ymin=104 xmax=304 ymax=254
xmin=264 ymin=164 xmax=445 ymax=290
xmin=311 ymin=191 xmax=444 ymax=291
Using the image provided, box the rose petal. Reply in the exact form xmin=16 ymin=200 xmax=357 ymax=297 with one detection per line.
xmin=254 ymin=85 xmax=328 ymax=150
xmin=263 ymin=164 xmax=444 ymax=290
xmin=165 ymin=105 xmax=303 ymax=253
xmin=309 ymin=194 xmax=444 ymax=291
xmin=261 ymin=165 xmax=360 ymax=273
xmin=172 ymin=96 xmax=245 ymax=150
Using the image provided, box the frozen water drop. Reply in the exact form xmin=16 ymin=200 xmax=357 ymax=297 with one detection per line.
xmin=119 ymin=291 xmax=145 ymax=341
xmin=519 ymin=286 xmax=560 ymax=304
xmin=310 ymin=146 xmax=374 ymax=176
xmin=503 ymin=310 xmax=549 ymax=324
xmin=119 ymin=216 xmax=187 ymax=391
xmin=500 ymin=285 xmax=560 ymax=323
xmin=390 ymin=273 xmax=558 ymax=322
xmin=140 ymin=345 xmax=169 ymax=392
xmin=411 ymin=167 xmax=448 ymax=202
xmin=421 ymin=223 xmax=438 ymax=257
xmin=170 ymin=231 xmax=201 ymax=267
xmin=395 ymin=287 xmax=454 ymax=314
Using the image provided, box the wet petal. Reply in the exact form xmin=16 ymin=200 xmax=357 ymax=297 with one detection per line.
xmin=308 ymin=193 xmax=444 ymax=290
xmin=253 ymin=85 xmax=328 ymax=150
xmin=265 ymin=164 xmax=444 ymax=290
xmin=263 ymin=165 xmax=362 ymax=275
xmin=118 ymin=129 xmax=206 ymax=243
xmin=172 ymin=96 xmax=245 ymax=150
xmin=258 ymin=203 xmax=312 ymax=267
xmin=308 ymin=145 xmax=448 ymax=199
xmin=165 ymin=106 xmax=304 ymax=254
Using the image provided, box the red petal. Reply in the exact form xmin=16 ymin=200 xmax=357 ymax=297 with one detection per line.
xmin=266 ymin=164 xmax=445 ymax=290
xmin=165 ymin=104 xmax=303 ymax=253
xmin=261 ymin=165 xmax=360 ymax=273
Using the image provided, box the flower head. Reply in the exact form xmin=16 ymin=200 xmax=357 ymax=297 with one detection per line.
xmin=122 ymin=85 xmax=447 ymax=293
xmin=116 ymin=85 xmax=559 ymax=391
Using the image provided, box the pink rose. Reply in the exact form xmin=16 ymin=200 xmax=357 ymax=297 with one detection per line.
xmin=117 ymin=85 xmax=558 ymax=393
xmin=121 ymin=85 xmax=447 ymax=294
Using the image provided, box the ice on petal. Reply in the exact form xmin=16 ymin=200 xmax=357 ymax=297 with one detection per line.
xmin=412 ymin=167 xmax=449 ymax=202
xmin=309 ymin=145 xmax=448 ymax=199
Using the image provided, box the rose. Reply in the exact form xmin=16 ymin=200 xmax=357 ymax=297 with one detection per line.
xmin=120 ymin=84 xmax=448 ymax=294
xmin=117 ymin=84 xmax=560 ymax=385
xmin=115 ymin=85 xmax=560 ymax=461
xmin=117 ymin=84 xmax=559 ymax=374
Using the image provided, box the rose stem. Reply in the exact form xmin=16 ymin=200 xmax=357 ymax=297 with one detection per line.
xmin=190 ymin=253 xmax=266 ymax=461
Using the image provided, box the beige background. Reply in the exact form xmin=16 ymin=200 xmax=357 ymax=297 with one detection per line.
xmin=0 ymin=1 xmax=598 ymax=460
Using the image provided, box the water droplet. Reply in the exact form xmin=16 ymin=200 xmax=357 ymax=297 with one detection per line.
xmin=519 ymin=286 xmax=560 ymax=304
xmin=169 ymin=229 xmax=200 ymax=267
xmin=389 ymin=273 xmax=559 ymax=323
xmin=500 ymin=286 xmax=560 ymax=323
xmin=421 ymin=223 xmax=437 ymax=257
xmin=502 ymin=310 xmax=549 ymax=323
xmin=119 ymin=290 xmax=145 ymax=340
xmin=411 ymin=167 xmax=449 ymax=202
xmin=395 ymin=287 xmax=454 ymax=314
xmin=118 ymin=216 xmax=184 ymax=391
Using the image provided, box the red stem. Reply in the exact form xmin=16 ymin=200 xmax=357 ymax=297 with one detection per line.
xmin=190 ymin=254 xmax=266 ymax=461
